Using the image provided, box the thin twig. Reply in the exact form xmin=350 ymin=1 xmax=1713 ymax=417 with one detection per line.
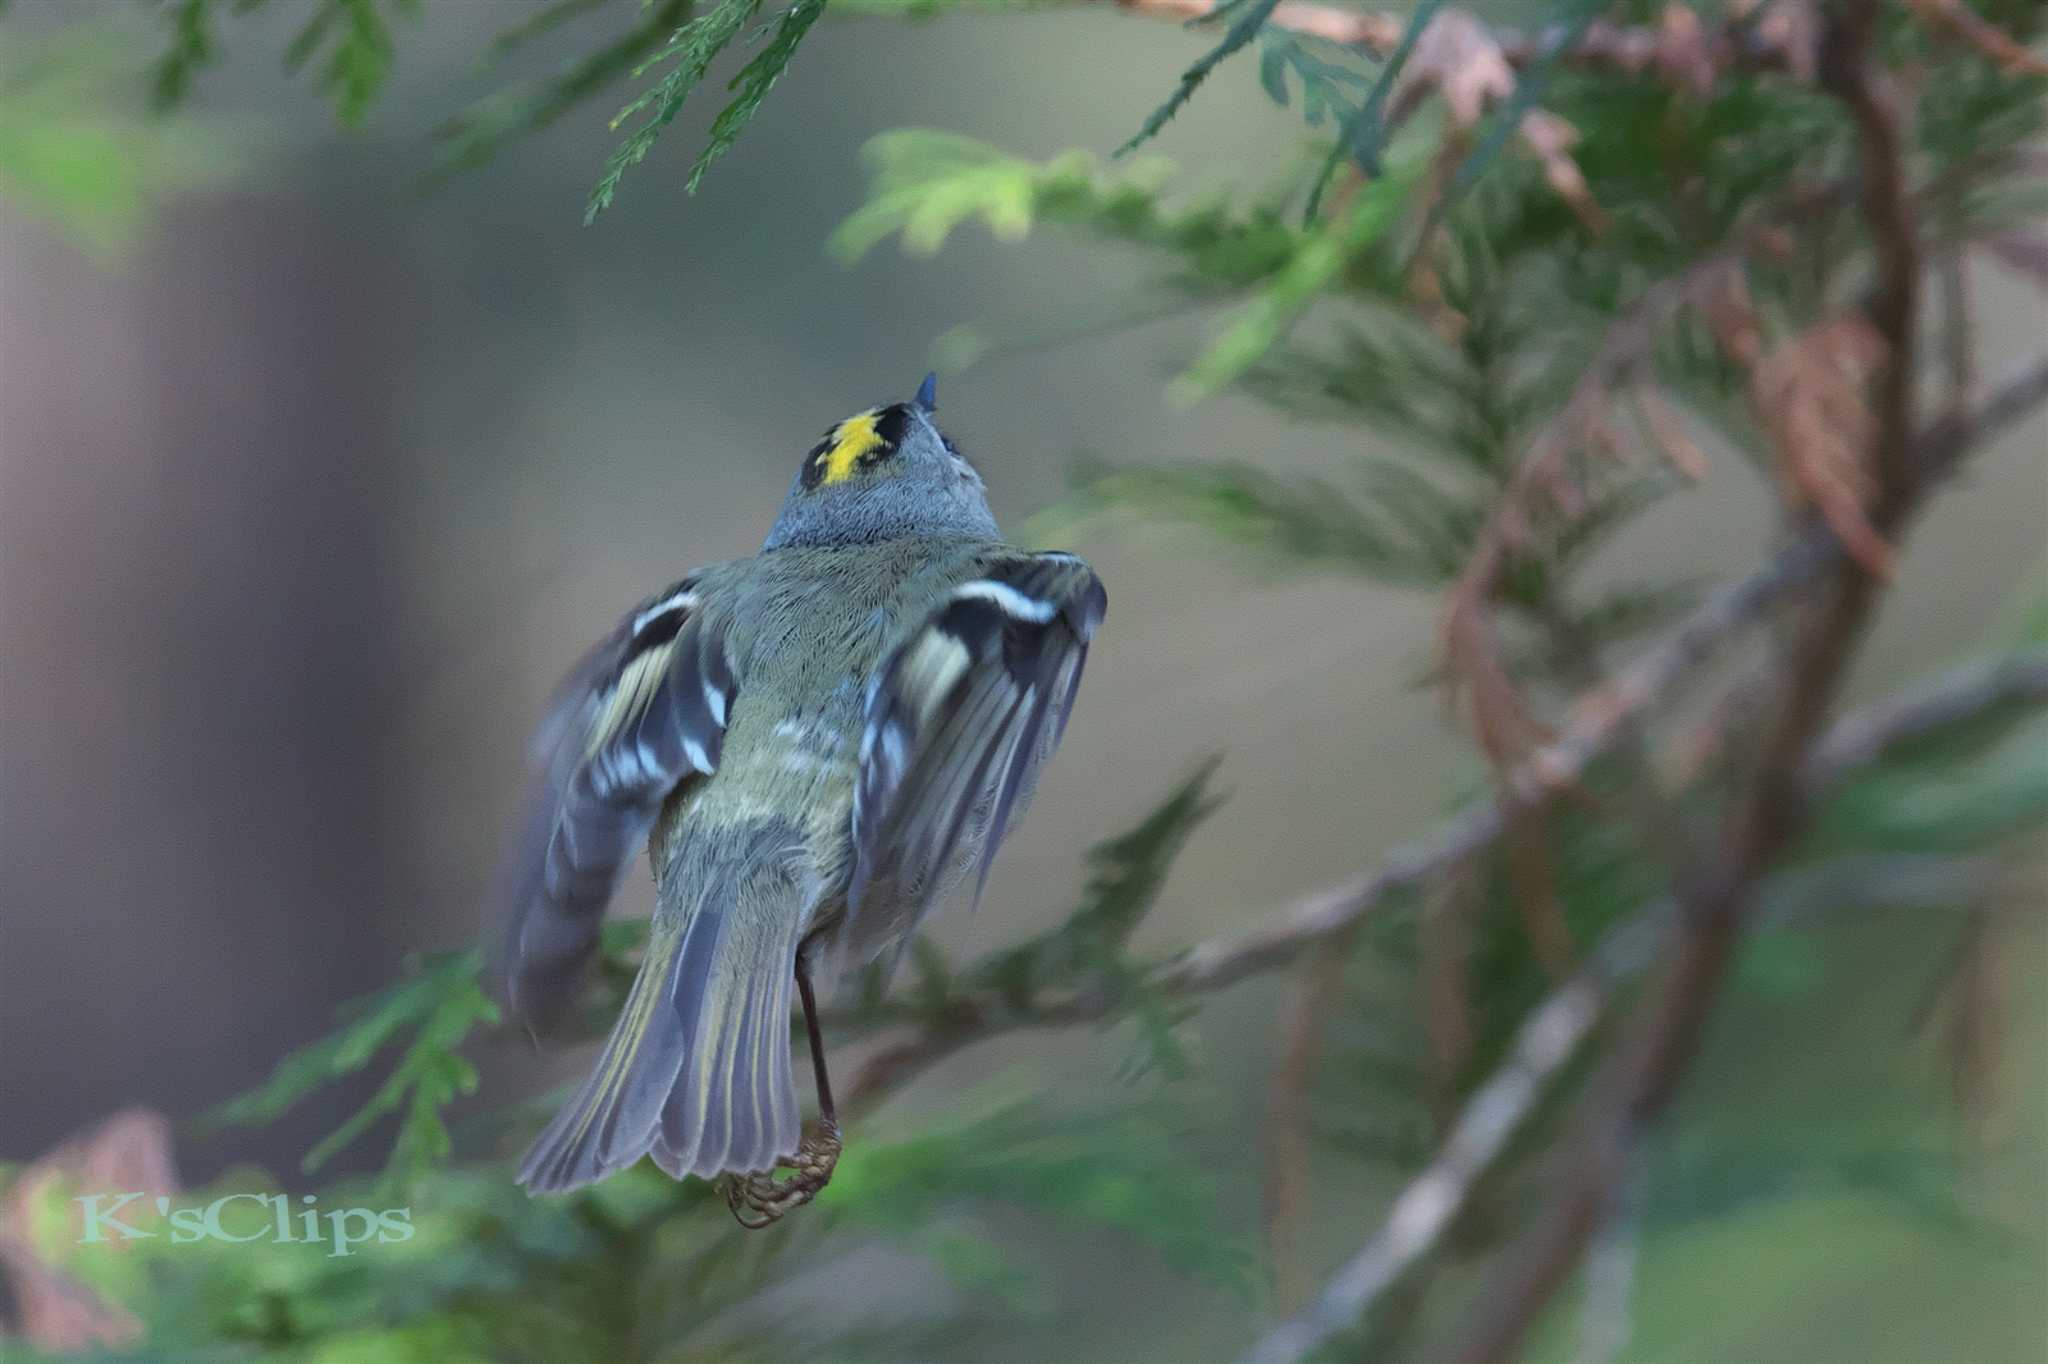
xmin=1577 ymin=1148 xmax=1646 ymax=1364
xmin=1235 ymin=923 xmax=1624 ymax=1364
xmin=1804 ymin=648 xmax=2048 ymax=785
xmin=1536 ymin=597 xmax=1702 ymax=920
xmin=1233 ymin=847 xmax=2011 ymax=1364
xmin=1419 ymin=861 xmax=1480 ymax=1129
xmin=1263 ymin=925 xmax=1358 ymax=1309
xmin=1939 ymin=249 xmax=1978 ymax=426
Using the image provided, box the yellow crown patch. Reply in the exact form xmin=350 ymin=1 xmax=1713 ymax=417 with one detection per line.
xmin=815 ymin=411 xmax=884 ymax=487
xmin=803 ymin=404 xmax=910 ymax=490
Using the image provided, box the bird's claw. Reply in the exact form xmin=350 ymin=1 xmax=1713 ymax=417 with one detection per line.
xmin=725 ymin=1118 xmax=842 ymax=1230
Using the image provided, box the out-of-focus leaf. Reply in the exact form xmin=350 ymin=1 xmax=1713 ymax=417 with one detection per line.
xmin=683 ymin=0 xmax=827 ymax=194
xmin=832 ymin=131 xmax=1173 ymax=260
xmin=1807 ymin=717 xmax=2048 ymax=856
xmin=1174 ymin=146 xmax=1424 ymax=400
xmin=1302 ymin=0 xmax=1445 ymax=221
xmin=1040 ymin=457 xmax=1465 ymax=584
xmin=432 ymin=0 xmax=690 ymax=179
xmin=0 ymin=25 xmax=239 ymax=259
xmin=585 ymin=0 xmax=829 ymax=220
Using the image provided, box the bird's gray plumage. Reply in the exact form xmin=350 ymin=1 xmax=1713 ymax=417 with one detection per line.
xmin=499 ymin=380 xmax=1104 ymax=1194
xmin=759 ymin=398 xmax=999 ymax=550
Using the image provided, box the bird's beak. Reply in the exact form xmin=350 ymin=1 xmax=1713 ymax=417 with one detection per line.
xmin=914 ymin=371 xmax=938 ymax=414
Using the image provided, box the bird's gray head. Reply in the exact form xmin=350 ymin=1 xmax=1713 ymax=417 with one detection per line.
xmin=761 ymin=374 xmax=1000 ymax=551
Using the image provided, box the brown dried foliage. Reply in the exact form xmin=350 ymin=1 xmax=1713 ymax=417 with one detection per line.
xmin=0 ymin=1108 xmax=179 ymax=1351
xmin=1440 ymin=229 xmax=1902 ymax=781
xmin=1435 ymin=230 xmax=1790 ymax=769
xmin=1631 ymin=383 xmax=1711 ymax=481
xmin=1750 ymin=314 xmax=1896 ymax=578
xmin=1419 ymin=860 xmax=1480 ymax=1130
xmin=1518 ymin=110 xmax=1609 ymax=233
xmin=1261 ymin=927 xmax=1356 ymax=1310
xmin=1385 ymin=11 xmax=1608 ymax=232
xmin=1115 ymin=0 xmax=1829 ymax=84
xmin=1439 ymin=367 xmax=1635 ymax=766
xmin=1936 ymin=910 xmax=2006 ymax=1153
xmin=1700 ymin=262 xmax=1900 ymax=576
xmin=1504 ymin=804 xmax=1578 ymax=981
xmin=1909 ymin=882 xmax=2038 ymax=1159
xmin=1392 ymin=10 xmax=1516 ymax=127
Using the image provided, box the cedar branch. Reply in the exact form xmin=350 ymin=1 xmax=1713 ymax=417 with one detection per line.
xmin=1436 ymin=11 xmax=1925 ymax=1356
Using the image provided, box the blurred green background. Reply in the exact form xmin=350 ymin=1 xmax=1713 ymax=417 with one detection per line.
xmin=0 ymin=1 xmax=2043 ymax=1360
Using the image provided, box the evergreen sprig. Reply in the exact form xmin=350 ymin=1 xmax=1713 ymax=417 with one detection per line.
xmin=432 ymin=0 xmax=693 ymax=180
xmin=1116 ymin=0 xmax=1286 ymax=156
xmin=1300 ymin=0 xmax=1442 ymax=221
xmin=684 ymin=0 xmax=828 ymax=194
xmin=197 ymin=950 xmax=498 ymax=1188
xmin=585 ymin=0 xmax=766 ymax=221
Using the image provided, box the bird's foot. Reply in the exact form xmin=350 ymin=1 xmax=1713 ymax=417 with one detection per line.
xmin=725 ymin=1118 xmax=842 ymax=1230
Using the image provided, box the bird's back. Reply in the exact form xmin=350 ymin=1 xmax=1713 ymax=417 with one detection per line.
xmin=655 ymin=538 xmax=1003 ymax=918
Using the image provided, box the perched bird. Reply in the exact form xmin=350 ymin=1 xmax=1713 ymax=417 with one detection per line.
xmin=495 ymin=374 xmax=1105 ymax=1225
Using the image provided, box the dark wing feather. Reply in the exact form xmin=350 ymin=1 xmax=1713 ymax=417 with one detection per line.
xmin=495 ymin=576 xmax=736 ymax=1033
xmin=848 ymin=551 xmax=1105 ymax=944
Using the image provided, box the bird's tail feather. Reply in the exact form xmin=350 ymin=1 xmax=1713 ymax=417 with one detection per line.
xmin=517 ymin=826 xmax=810 ymax=1194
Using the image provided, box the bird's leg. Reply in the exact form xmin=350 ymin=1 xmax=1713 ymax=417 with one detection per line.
xmin=726 ymin=943 xmax=843 ymax=1229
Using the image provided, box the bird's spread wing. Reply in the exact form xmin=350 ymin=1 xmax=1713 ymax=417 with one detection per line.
xmin=497 ymin=574 xmax=737 ymax=1032
xmin=848 ymin=551 xmax=1105 ymax=933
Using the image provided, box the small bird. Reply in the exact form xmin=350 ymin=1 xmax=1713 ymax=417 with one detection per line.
xmin=496 ymin=374 xmax=1104 ymax=1225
